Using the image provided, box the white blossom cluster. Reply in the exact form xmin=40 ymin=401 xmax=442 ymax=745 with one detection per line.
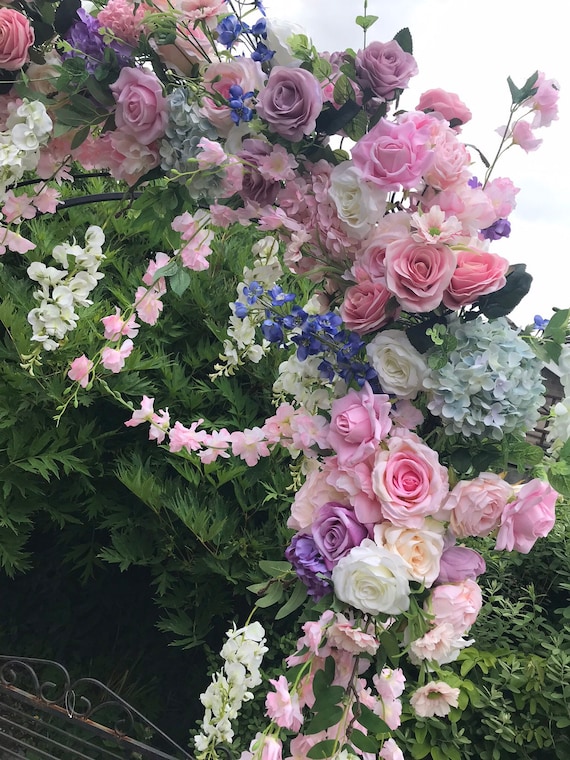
xmin=273 ymin=352 xmax=347 ymax=413
xmin=211 ymin=236 xmax=281 ymax=378
xmin=194 ymin=621 xmax=267 ymax=757
xmin=27 ymin=226 xmax=105 ymax=351
xmin=1 ymin=99 xmax=52 ymax=196
xmin=547 ymin=345 xmax=570 ymax=452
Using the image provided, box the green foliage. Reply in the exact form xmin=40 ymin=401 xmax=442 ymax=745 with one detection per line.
xmin=0 ymin=178 xmax=294 ymax=654
xmin=396 ymin=500 xmax=570 ymax=760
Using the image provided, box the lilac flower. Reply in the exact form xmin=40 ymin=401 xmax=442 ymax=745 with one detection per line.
xmin=285 ymin=534 xmax=331 ymax=600
xmin=64 ymin=9 xmax=106 ymax=74
xmin=481 ymin=218 xmax=511 ymax=241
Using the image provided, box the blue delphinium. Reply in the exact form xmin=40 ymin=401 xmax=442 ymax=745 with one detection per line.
xmin=424 ymin=316 xmax=545 ymax=439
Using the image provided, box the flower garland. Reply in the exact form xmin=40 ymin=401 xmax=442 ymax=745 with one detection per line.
xmin=0 ymin=1 xmax=568 ymax=758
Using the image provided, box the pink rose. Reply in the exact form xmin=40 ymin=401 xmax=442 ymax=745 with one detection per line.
xmin=340 ymin=280 xmax=396 ymax=335
xmin=327 ymin=382 xmax=392 ymax=466
xmin=110 ymin=67 xmax=168 ymax=145
xmin=416 ymin=88 xmax=472 ymax=130
xmin=443 ymin=249 xmax=509 ymax=309
xmin=372 ymin=431 xmax=449 ymax=528
xmin=423 ymin=127 xmax=471 ymax=191
xmin=446 ymin=472 xmax=513 ymax=538
xmin=256 ymin=65 xmax=323 ymax=142
xmin=436 ymin=546 xmax=486 ymax=584
xmin=354 ymin=40 xmax=418 ymax=100
xmin=311 ymin=502 xmax=370 ymax=570
xmin=0 ymin=8 xmax=34 ymax=71
xmin=385 ymin=237 xmax=456 ymax=312
xmin=429 ymin=579 xmax=482 ymax=636
xmin=495 ymin=479 xmax=558 ymax=554
xmin=352 ymin=117 xmax=434 ymax=191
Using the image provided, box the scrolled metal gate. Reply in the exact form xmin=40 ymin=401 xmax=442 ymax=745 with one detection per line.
xmin=0 ymin=656 xmax=231 ymax=760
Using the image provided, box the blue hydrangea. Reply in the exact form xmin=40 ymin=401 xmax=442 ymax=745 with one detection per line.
xmin=424 ymin=317 xmax=545 ymax=439
xmin=159 ymin=88 xmax=221 ymax=199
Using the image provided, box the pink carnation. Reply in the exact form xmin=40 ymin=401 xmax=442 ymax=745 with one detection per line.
xmin=97 ymin=0 xmax=147 ymax=45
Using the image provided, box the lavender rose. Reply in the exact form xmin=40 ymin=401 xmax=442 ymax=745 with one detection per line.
xmin=256 ymin=65 xmax=323 ymax=142
xmin=355 ymin=40 xmax=418 ymax=101
xmin=312 ymin=502 xmax=369 ymax=570
xmin=436 ymin=546 xmax=486 ymax=584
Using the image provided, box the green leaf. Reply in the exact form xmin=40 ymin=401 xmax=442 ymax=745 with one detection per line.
xmin=355 ymin=703 xmax=390 ymax=735
xmin=411 ymin=744 xmax=431 ymax=760
xmin=259 ymin=559 xmax=292 ymax=576
xmin=355 ymin=14 xmax=379 ymax=31
xmin=307 ymin=740 xmax=340 ymax=759
xmin=169 ymin=268 xmax=191 ymax=297
xmin=312 ymin=686 xmax=346 ymax=710
xmin=544 ymin=307 xmax=570 ymax=343
xmin=478 ymin=263 xmax=533 ymax=318
xmin=349 ymin=729 xmax=379 ymax=753
xmin=313 ymin=57 xmax=333 ymax=82
xmin=304 ymin=705 xmax=345 ymax=734
xmin=393 ymin=27 xmax=413 ymax=54
xmin=70 ymin=126 xmax=90 ymax=150
xmin=254 ymin=582 xmax=283 ymax=608
xmin=275 ymin=579 xmax=307 ymax=620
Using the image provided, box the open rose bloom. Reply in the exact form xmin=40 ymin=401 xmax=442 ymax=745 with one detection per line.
xmin=0 ymin=2 xmax=565 ymax=759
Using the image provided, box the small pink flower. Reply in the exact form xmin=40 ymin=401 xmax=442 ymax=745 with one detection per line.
xmin=327 ymin=613 xmax=379 ymax=655
xmin=142 ymin=252 xmax=171 ymax=287
xmin=265 ymin=675 xmax=303 ymax=731
xmin=32 ymin=185 xmax=62 ymax=214
xmin=230 ymin=428 xmax=270 ymax=466
xmin=373 ymin=668 xmax=406 ymax=701
xmin=101 ymin=307 xmax=140 ymax=340
xmin=68 ymin=355 xmax=93 ymax=388
xmin=511 ymin=120 xmax=543 ymax=152
xmin=168 ymin=420 xmax=207 ymax=453
xmin=101 ymin=339 xmax=134 ymax=373
xmin=149 ymin=408 xmax=169 ymax=444
xmin=125 ymin=396 xmax=155 ymax=427
xmin=379 ymin=738 xmax=405 ymax=760
xmin=410 ymin=681 xmax=460 ymax=718
xmin=133 ymin=285 xmax=164 ymax=326
xmin=198 ymin=429 xmax=232 ymax=464
xmin=196 ymin=137 xmax=227 ymax=169
xmin=2 ymin=190 xmax=37 ymax=223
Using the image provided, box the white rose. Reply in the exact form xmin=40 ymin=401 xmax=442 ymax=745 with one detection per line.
xmin=374 ymin=519 xmax=445 ymax=587
xmin=366 ymin=329 xmax=428 ymax=399
xmin=331 ymin=539 xmax=410 ymax=616
xmin=329 ymin=163 xmax=387 ymax=239
xmin=264 ymin=17 xmax=307 ymax=67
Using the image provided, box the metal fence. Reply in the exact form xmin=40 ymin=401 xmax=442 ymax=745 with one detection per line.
xmin=0 ymin=656 xmax=226 ymax=760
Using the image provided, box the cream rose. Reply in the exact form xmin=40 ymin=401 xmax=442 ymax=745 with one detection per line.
xmin=374 ymin=519 xmax=445 ymax=587
xmin=366 ymin=329 xmax=428 ymax=399
xmin=329 ymin=162 xmax=387 ymax=239
xmin=331 ymin=539 xmax=410 ymax=615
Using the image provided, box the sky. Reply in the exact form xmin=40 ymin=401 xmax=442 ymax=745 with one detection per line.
xmin=264 ymin=0 xmax=569 ymax=328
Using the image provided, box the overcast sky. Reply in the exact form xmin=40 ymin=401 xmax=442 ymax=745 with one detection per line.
xmin=266 ymin=0 xmax=569 ymax=327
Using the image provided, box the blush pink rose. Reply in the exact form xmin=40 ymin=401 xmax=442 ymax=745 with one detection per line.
xmin=416 ymin=88 xmax=472 ymax=130
xmin=443 ymin=249 xmax=509 ymax=309
xmin=110 ymin=67 xmax=168 ymax=145
xmin=495 ymin=479 xmax=558 ymax=554
xmin=385 ymin=237 xmax=456 ymax=312
xmin=352 ymin=117 xmax=434 ymax=191
xmin=327 ymin=382 xmax=392 ymax=466
xmin=340 ymin=280 xmax=396 ymax=335
xmin=423 ymin=127 xmax=471 ymax=191
xmin=256 ymin=65 xmax=323 ymax=142
xmin=429 ymin=579 xmax=483 ymax=636
xmin=446 ymin=472 xmax=513 ymax=538
xmin=372 ymin=430 xmax=449 ymax=528
xmin=354 ymin=40 xmax=418 ymax=100
xmin=0 ymin=8 xmax=34 ymax=71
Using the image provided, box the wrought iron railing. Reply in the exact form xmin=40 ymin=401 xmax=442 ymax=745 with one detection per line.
xmin=0 ymin=656 xmax=231 ymax=760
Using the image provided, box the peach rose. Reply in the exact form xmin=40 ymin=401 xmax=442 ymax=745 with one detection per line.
xmin=0 ymin=8 xmax=34 ymax=71
xmin=446 ymin=472 xmax=513 ymax=538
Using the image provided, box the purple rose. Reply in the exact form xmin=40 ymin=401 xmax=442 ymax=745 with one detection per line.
xmin=237 ymin=138 xmax=280 ymax=205
xmin=285 ymin=534 xmax=331 ymax=600
xmin=256 ymin=65 xmax=323 ymax=142
xmin=436 ymin=546 xmax=486 ymax=584
xmin=355 ymin=40 xmax=418 ymax=101
xmin=312 ymin=502 xmax=369 ymax=571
